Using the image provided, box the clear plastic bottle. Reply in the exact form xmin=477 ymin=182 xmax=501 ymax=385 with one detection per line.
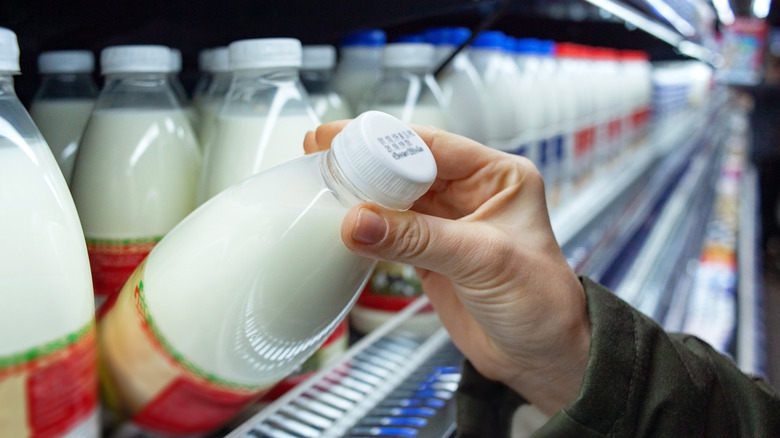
xmin=197 ymin=38 xmax=319 ymax=204
xmin=192 ymin=47 xmax=215 ymax=111
xmin=97 ymin=110 xmax=437 ymax=437
xmin=70 ymin=45 xmax=201 ymax=308
xmin=468 ymin=31 xmax=523 ymax=153
xmin=331 ymin=29 xmax=386 ymax=114
xmin=195 ymin=46 xmax=230 ymax=145
xmin=425 ymin=26 xmax=489 ymax=143
xmin=301 ymin=44 xmax=352 ymax=122
xmin=169 ymin=47 xmax=198 ymax=128
xmin=0 ymin=27 xmax=99 ymax=437
xmin=29 ymin=50 xmax=98 ymax=183
xmin=358 ymin=42 xmax=450 ymax=129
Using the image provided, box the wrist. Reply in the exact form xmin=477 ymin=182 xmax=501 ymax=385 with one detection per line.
xmin=504 ymin=276 xmax=591 ymax=416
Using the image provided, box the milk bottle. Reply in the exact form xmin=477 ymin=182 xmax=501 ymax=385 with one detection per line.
xmin=331 ymin=29 xmax=386 ymax=113
xmin=556 ymin=43 xmax=595 ymax=189
xmin=358 ymin=42 xmax=450 ymax=129
xmin=301 ymin=44 xmax=352 ymax=122
xmin=29 ymin=50 xmax=98 ymax=183
xmin=0 ymin=27 xmax=99 ymax=438
xmin=195 ymin=46 xmax=230 ymax=145
xmin=71 ymin=45 xmax=201 ymax=308
xmin=97 ymin=110 xmax=437 ymax=436
xmin=197 ymin=38 xmax=319 ymax=204
xmin=468 ymin=31 xmax=523 ymax=153
xmin=169 ymin=47 xmax=198 ymax=128
xmin=351 ymin=43 xmax=448 ymax=334
xmin=192 ymin=48 xmax=215 ymax=111
xmin=508 ymin=37 xmax=544 ymax=165
xmin=425 ymin=27 xmax=489 ymax=143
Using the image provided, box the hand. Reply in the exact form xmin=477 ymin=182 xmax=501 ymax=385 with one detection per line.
xmin=304 ymin=121 xmax=591 ymax=416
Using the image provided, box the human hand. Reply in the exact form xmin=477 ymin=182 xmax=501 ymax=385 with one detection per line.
xmin=304 ymin=121 xmax=591 ymax=416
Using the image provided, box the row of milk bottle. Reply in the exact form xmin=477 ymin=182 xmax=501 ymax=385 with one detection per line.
xmin=1 ymin=25 xmax=439 ymax=437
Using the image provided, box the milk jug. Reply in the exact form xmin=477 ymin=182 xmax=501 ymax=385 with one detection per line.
xmin=425 ymin=27 xmax=489 ymax=143
xmin=194 ymin=46 xmax=230 ymax=145
xmin=301 ymin=44 xmax=352 ymax=122
xmin=29 ymin=50 xmax=98 ymax=183
xmin=331 ymin=29 xmax=386 ymax=113
xmin=97 ymin=110 xmax=437 ymax=436
xmin=70 ymin=45 xmax=201 ymax=308
xmin=197 ymin=38 xmax=319 ymax=204
xmin=0 ymin=27 xmax=99 ymax=438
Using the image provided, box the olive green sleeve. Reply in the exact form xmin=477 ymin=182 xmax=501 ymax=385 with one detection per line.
xmin=455 ymin=277 xmax=780 ymax=437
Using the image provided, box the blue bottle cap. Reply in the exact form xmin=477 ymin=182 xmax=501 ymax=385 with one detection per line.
xmin=341 ymin=29 xmax=387 ymax=47
xmin=470 ymin=31 xmax=506 ymax=50
xmin=394 ymin=34 xmax=425 ymax=43
xmin=514 ymin=38 xmax=541 ymax=54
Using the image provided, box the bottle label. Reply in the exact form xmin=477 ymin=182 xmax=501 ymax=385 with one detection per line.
xmin=357 ymin=261 xmax=430 ymax=312
xmin=0 ymin=321 xmax=99 ymax=438
xmin=98 ymin=261 xmax=270 ymax=436
xmin=87 ymin=237 xmax=161 ymax=309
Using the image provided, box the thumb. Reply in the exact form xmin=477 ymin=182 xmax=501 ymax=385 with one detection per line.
xmin=341 ymin=203 xmax=495 ymax=282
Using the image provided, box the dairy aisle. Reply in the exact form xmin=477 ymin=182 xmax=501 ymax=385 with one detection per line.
xmin=2 ymin=0 xmax=779 ymax=437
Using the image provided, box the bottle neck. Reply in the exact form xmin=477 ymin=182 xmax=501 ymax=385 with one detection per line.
xmin=36 ymin=73 xmax=99 ymax=100
xmin=300 ymin=68 xmax=333 ymax=94
xmin=321 ymin=149 xmax=370 ymax=208
xmin=96 ymin=72 xmax=180 ymax=110
xmin=0 ymin=73 xmax=16 ymax=97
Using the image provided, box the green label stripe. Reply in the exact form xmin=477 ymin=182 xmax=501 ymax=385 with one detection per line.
xmin=0 ymin=320 xmax=94 ymax=370
xmin=87 ymin=236 xmax=163 ymax=246
xmin=136 ymin=282 xmax=262 ymax=392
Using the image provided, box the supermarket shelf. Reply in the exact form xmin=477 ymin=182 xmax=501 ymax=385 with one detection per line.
xmin=614 ymin=123 xmax=723 ymax=320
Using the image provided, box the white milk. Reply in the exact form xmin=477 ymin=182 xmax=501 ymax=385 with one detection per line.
xmin=29 ymin=99 xmax=94 ymax=183
xmin=198 ymin=113 xmax=316 ymax=201
xmin=144 ymin=157 xmax=374 ymax=385
xmin=72 ymin=108 xmax=200 ymax=238
xmin=0 ymin=137 xmax=93 ymax=355
xmin=372 ymin=104 xmax=449 ymax=130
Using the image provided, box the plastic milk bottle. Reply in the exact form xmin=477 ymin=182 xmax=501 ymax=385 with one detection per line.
xmin=97 ymin=111 xmax=437 ymax=436
xmin=0 ymin=27 xmax=99 ymax=438
xmin=70 ymin=45 xmax=201 ymax=308
xmin=29 ymin=50 xmax=98 ymax=183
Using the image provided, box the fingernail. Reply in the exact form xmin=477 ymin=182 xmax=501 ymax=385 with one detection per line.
xmin=353 ymin=208 xmax=387 ymax=244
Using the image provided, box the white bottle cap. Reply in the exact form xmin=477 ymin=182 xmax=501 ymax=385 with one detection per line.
xmin=229 ymin=38 xmax=302 ymax=71
xmin=382 ymin=43 xmax=435 ymax=69
xmin=210 ymin=47 xmax=230 ymax=72
xmin=38 ymin=50 xmax=95 ymax=74
xmin=169 ymin=48 xmax=182 ymax=73
xmin=0 ymin=27 xmax=20 ymax=72
xmin=332 ymin=111 xmax=437 ymax=210
xmin=302 ymin=45 xmax=336 ymax=70
xmin=101 ymin=45 xmax=172 ymax=75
